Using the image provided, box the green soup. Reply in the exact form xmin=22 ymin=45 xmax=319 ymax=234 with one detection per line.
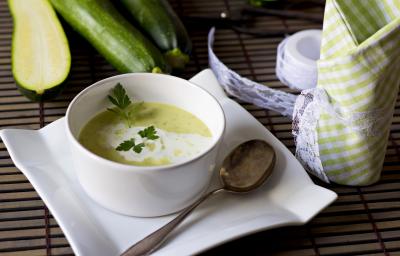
xmin=79 ymin=102 xmax=212 ymax=166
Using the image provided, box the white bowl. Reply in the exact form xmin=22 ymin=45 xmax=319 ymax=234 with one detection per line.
xmin=65 ymin=73 xmax=225 ymax=217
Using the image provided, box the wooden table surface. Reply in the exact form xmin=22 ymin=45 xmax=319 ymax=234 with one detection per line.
xmin=1 ymin=0 xmax=400 ymax=255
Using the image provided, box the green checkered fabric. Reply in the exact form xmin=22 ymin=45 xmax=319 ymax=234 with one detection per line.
xmin=316 ymin=0 xmax=400 ymax=185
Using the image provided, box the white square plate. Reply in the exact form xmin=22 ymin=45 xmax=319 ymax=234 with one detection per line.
xmin=0 ymin=69 xmax=336 ymax=256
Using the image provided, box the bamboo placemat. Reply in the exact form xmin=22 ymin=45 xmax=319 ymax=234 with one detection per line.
xmin=1 ymin=0 xmax=400 ymax=255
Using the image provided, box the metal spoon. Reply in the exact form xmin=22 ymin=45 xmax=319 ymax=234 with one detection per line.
xmin=121 ymin=139 xmax=276 ymax=256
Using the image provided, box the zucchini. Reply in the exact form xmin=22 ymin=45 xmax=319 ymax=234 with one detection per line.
xmin=50 ymin=0 xmax=169 ymax=74
xmin=120 ymin=0 xmax=192 ymax=71
xmin=9 ymin=0 xmax=71 ymax=101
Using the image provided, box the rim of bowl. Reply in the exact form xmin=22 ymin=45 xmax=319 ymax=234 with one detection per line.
xmin=65 ymin=72 xmax=226 ymax=173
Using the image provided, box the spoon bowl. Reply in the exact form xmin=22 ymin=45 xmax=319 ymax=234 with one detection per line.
xmin=220 ymin=140 xmax=276 ymax=192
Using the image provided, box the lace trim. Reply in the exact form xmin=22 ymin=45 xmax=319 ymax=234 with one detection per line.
xmin=208 ymin=27 xmax=297 ymax=118
xmin=293 ymin=89 xmax=329 ymax=183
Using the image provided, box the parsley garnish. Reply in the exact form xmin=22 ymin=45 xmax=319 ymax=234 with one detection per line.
xmin=133 ymin=143 xmax=146 ymax=154
xmin=107 ymin=83 xmax=139 ymax=127
xmin=115 ymin=138 xmax=135 ymax=151
xmin=109 ymin=84 xmax=160 ymax=154
xmin=138 ymin=126 xmax=159 ymax=140
xmin=133 ymin=143 xmax=146 ymax=153
xmin=116 ymin=127 xmax=159 ymax=154
xmin=116 ymin=138 xmax=146 ymax=153
xmin=108 ymin=83 xmax=131 ymax=109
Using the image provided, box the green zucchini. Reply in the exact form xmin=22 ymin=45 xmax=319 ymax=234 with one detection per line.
xmin=120 ymin=0 xmax=192 ymax=71
xmin=50 ymin=0 xmax=169 ymax=74
xmin=9 ymin=0 xmax=71 ymax=101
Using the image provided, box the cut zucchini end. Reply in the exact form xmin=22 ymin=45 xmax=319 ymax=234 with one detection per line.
xmin=164 ymin=48 xmax=190 ymax=72
xmin=12 ymin=60 xmax=70 ymax=95
xmin=15 ymin=78 xmax=67 ymax=102
xmin=13 ymin=76 xmax=68 ymax=101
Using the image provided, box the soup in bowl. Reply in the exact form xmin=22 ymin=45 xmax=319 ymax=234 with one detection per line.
xmin=66 ymin=73 xmax=225 ymax=217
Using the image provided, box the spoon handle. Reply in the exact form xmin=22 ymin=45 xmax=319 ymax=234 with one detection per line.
xmin=121 ymin=188 xmax=224 ymax=256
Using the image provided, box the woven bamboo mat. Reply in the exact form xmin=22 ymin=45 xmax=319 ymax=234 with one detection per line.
xmin=1 ymin=0 xmax=400 ymax=255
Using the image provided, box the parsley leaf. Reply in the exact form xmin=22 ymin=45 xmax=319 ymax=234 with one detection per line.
xmin=115 ymin=126 xmax=160 ymax=154
xmin=108 ymin=83 xmax=131 ymax=109
xmin=133 ymin=143 xmax=145 ymax=153
xmin=116 ymin=138 xmax=135 ymax=151
xmin=107 ymin=83 xmax=139 ymax=127
xmin=138 ymin=126 xmax=159 ymax=140
xmin=115 ymin=139 xmax=145 ymax=154
xmin=116 ymin=138 xmax=145 ymax=154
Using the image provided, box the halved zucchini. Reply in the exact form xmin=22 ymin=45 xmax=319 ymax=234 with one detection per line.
xmin=9 ymin=0 xmax=71 ymax=101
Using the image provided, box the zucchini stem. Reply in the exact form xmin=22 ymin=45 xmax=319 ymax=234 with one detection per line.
xmin=164 ymin=48 xmax=190 ymax=71
xmin=152 ymin=67 xmax=163 ymax=73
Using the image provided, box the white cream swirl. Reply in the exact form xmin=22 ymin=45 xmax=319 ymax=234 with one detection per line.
xmin=101 ymin=123 xmax=212 ymax=164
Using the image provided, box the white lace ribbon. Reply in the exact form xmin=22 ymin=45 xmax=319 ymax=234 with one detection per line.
xmin=208 ymin=27 xmax=297 ymax=117
xmin=292 ymin=89 xmax=328 ymax=182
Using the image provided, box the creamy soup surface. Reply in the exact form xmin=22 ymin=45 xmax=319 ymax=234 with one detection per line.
xmin=79 ymin=102 xmax=212 ymax=166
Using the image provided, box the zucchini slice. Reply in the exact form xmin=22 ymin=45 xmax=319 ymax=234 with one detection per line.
xmin=9 ymin=0 xmax=71 ymax=101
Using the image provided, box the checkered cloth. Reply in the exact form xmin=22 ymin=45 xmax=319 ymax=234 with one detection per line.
xmin=293 ymin=0 xmax=400 ymax=185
